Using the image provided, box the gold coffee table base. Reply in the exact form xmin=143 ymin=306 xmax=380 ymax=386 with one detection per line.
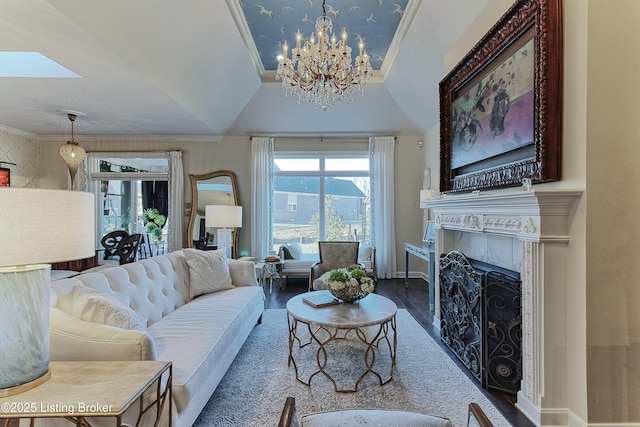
xmin=286 ymin=291 xmax=398 ymax=393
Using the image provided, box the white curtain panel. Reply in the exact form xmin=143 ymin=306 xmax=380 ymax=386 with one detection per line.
xmin=251 ymin=137 xmax=274 ymax=260
xmin=370 ymin=136 xmax=397 ymax=279
xmin=168 ymin=150 xmax=184 ymax=251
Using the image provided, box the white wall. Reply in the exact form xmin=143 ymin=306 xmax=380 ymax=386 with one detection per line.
xmin=0 ymin=130 xmax=42 ymax=188
xmin=584 ymin=0 xmax=640 ymax=423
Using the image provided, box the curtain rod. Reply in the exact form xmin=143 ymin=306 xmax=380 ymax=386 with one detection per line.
xmin=262 ymin=136 xmax=371 ymax=142
xmin=86 ymin=149 xmax=183 ymax=154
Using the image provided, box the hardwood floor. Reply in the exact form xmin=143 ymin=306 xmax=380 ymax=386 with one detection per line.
xmin=266 ymin=276 xmax=535 ymax=427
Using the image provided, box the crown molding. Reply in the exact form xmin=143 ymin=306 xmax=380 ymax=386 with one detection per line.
xmin=0 ymin=124 xmax=40 ymax=139
xmin=226 ymin=0 xmax=265 ymax=77
xmin=40 ymin=134 xmax=224 ymax=143
xmin=380 ymin=0 xmax=422 ymax=77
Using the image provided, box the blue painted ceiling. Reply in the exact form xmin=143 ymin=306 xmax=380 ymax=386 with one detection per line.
xmin=240 ymin=0 xmax=409 ymax=71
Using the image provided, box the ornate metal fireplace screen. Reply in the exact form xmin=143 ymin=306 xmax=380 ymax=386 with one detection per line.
xmin=439 ymin=250 xmax=522 ymax=394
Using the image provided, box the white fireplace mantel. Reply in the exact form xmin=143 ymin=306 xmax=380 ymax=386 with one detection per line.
xmin=425 ymin=188 xmax=583 ymax=426
xmin=426 ymin=188 xmax=583 ymax=242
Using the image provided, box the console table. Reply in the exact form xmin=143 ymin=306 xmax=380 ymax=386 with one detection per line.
xmin=404 ymin=242 xmax=436 ymax=313
xmin=0 ymin=361 xmax=172 ymax=427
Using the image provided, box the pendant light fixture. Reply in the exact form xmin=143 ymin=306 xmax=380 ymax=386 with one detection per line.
xmin=58 ymin=110 xmax=86 ymax=188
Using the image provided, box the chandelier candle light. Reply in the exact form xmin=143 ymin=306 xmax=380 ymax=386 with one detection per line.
xmin=276 ymin=0 xmax=372 ymax=110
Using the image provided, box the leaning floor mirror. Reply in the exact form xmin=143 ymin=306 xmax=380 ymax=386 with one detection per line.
xmin=187 ymin=171 xmax=240 ymax=259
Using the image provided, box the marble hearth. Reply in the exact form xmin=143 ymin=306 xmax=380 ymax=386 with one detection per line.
xmin=427 ymin=189 xmax=582 ymax=426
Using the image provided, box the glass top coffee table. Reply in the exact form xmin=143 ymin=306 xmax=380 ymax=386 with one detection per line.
xmin=286 ymin=290 xmax=397 ymax=392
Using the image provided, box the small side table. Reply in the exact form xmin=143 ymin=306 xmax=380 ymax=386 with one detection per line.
xmin=257 ymin=261 xmax=284 ymax=294
xmin=0 ymin=361 xmax=172 ymax=427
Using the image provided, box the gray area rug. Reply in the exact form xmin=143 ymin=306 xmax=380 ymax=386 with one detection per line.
xmin=193 ymin=309 xmax=512 ymax=427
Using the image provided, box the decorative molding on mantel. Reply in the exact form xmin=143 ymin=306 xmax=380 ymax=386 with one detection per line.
xmin=427 ymin=189 xmax=583 ymax=242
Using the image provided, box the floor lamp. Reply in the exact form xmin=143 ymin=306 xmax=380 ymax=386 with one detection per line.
xmin=0 ymin=188 xmax=95 ymax=396
xmin=205 ymin=205 xmax=242 ymax=258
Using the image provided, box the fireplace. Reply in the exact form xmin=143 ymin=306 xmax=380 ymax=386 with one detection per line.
xmin=426 ymin=189 xmax=582 ymax=425
xmin=439 ymin=250 xmax=522 ymax=394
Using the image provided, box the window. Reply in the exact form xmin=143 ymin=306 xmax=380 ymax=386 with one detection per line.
xmin=272 ymin=153 xmax=371 ymax=255
xmin=87 ymin=155 xmax=169 ymax=256
xmin=287 ymin=194 xmax=298 ymax=212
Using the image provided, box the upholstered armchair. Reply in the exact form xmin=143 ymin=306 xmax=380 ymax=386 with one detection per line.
xmin=278 ymin=398 xmax=495 ymax=427
xmin=309 ymin=241 xmax=361 ymax=291
xmin=278 ymin=397 xmax=466 ymax=427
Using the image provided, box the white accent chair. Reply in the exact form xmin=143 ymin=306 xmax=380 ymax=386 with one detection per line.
xmin=278 ymin=397 xmax=456 ymax=427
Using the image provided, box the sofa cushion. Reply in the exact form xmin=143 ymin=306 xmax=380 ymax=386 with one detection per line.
xmin=66 ymin=252 xmax=191 ymax=328
xmin=280 ymin=245 xmax=294 ymax=260
xmin=147 ymin=286 xmax=263 ymax=412
xmin=281 ymin=253 xmax=319 ymax=272
xmin=287 ymin=242 xmax=303 ymax=260
xmin=358 ymin=244 xmax=373 ymax=261
xmin=183 ymin=248 xmax=233 ymax=298
xmin=71 ymin=287 xmax=146 ymax=331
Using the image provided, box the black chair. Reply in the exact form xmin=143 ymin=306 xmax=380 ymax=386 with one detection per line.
xmin=101 ymin=230 xmax=129 ymax=260
xmin=195 ymin=234 xmax=209 ymax=250
xmin=137 ymin=233 xmax=154 ymax=259
xmin=116 ymin=233 xmax=143 ymax=265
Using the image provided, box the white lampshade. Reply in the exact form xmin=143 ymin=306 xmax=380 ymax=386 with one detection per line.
xmin=205 ymin=205 xmax=243 ymax=228
xmin=0 ymin=188 xmax=95 ymax=396
xmin=0 ymin=188 xmax=95 ymax=266
xmin=205 ymin=205 xmax=242 ymax=258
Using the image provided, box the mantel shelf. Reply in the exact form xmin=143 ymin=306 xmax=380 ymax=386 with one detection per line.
xmin=425 ymin=188 xmax=583 ymax=241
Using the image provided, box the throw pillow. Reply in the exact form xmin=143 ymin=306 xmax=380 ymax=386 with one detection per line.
xmin=280 ymin=245 xmax=293 ymax=260
xmin=287 ymin=242 xmax=303 ymax=260
xmin=183 ymin=248 xmax=234 ymax=298
xmin=71 ymin=287 xmax=146 ymax=331
xmin=358 ymin=244 xmax=373 ymax=261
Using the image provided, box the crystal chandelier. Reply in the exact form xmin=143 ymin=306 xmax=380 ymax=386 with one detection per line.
xmin=276 ymin=0 xmax=372 ymax=110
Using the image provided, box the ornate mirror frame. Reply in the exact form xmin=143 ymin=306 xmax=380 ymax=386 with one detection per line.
xmin=187 ymin=170 xmax=240 ymax=258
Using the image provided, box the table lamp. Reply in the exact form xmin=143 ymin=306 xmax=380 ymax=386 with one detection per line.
xmin=205 ymin=205 xmax=242 ymax=258
xmin=0 ymin=188 xmax=95 ymax=396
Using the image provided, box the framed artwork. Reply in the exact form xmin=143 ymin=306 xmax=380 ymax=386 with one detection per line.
xmin=439 ymin=0 xmax=563 ymax=193
xmin=0 ymin=167 xmax=9 ymax=187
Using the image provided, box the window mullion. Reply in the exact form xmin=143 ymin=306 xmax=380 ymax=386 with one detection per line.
xmin=319 ymin=178 xmax=325 ymax=241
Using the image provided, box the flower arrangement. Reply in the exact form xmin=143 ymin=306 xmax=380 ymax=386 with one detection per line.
xmin=323 ymin=266 xmax=375 ymax=302
xmin=142 ymin=208 xmax=166 ymax=241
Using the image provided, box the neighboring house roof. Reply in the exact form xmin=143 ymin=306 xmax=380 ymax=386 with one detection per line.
xmin=275 ymin=176 xmax=366 ymax=198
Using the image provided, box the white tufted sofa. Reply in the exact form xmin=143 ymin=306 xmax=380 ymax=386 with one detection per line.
xmin=47 ymin=250 xmax=265 ymax=427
